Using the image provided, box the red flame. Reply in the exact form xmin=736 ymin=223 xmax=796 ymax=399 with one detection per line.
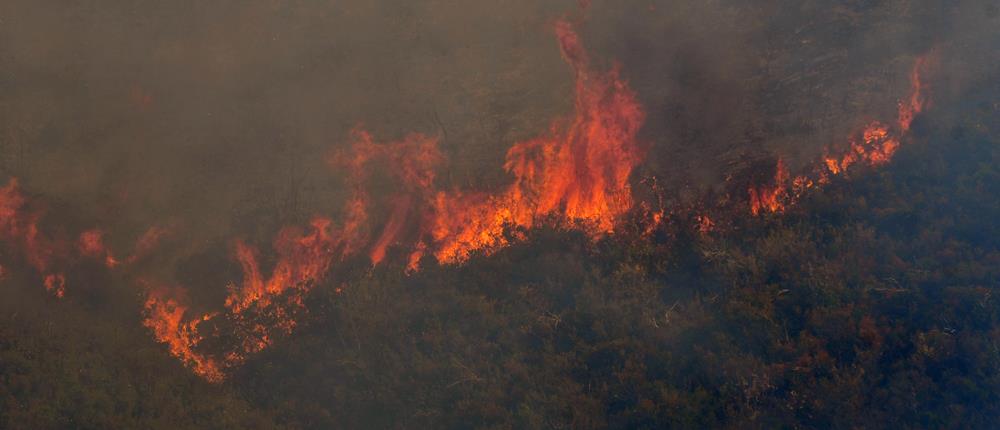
xmin=641 ymin=203 xmax=665 ymax=236
xmin=695 ymin=215 xmax=714 ymax=234
xmin=898 ymin=54 xmax=932 ymax=132
xmin=142 ymin=211 xmax=365 ymax=378
xmin=431 ymin=20 xmax=643 ymax=261
xmin=225 ymin=217 xmax=339 ymax=314
xmin=747 ymin=53 xmax=933 ymax=216
xmin=748 ymin=158 xmax=790 ymax=215
xmin=0 ymin=180 xmax=26 ymax=233
xmin=44 ymin=274 xmax=66 ymax=298
xmin=337 ymin=19 xmax=645 ymax=267
xmin=0 ymin=179 xmax=66 ymax=296
xmin=137 ymin=19 xmax=646 ymax=381
xmin=142 ymin=285 xmax=223 ymax=382
xmin=0 ymin=22 xmax=937 ymax=385
xmin=79 ymin=229 xmax=120 ymax=268
xmin=126 ymin=225 xmax=170 ymax=264
xmin=823 ymin=122 xmax=900 ymax=176
xmin=369 ymin=196 xmax=413 ymax=265
xmin=332 ymin=129 xmax=444 ymax=265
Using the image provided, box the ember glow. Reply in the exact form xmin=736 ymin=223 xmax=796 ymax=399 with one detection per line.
xmin=695 ymin=215 xmax=714 ymax=234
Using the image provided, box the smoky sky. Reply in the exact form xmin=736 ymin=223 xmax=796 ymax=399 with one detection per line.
xmin=0 ymin=0 xmax=997 ymax=284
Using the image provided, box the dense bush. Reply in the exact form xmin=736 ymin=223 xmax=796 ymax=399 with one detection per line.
xmin=228 ymin=106 xmax=996 ymax=428
xmin=2 ymin=61 xmax=998 ymax=430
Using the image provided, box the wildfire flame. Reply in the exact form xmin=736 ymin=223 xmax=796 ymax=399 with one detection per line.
xmin=695 ymin=215 xmax=714 ymax=234
xmin=136 ymin=18 xmax=645 ymax=381
xmin=0 ymin=179 xmax=66 ymax=297
xmin=0 ymin=177 xmax=177 ymax=299
xmin=337 ymin=19 xmax=645 ymax=267
xmin=79 ymin=229 xmax=120 ymax=268
xmin=332 ymin=129 xmax=444 ymax=266
xmin=428 ymin=20 xmax=644 ymax=263
xmin=142 ymin=285 xmax=224 ymax=382
xmin=127 ymin=225 xmax=170 ymax=264
xmin=746 ymin=54 xmax=933 ymax=216
xmin=0 ymin=20 xmax=937 ymax=385
xmin=748 ymin=158 xmax=789 ymax=216
xmin=898 ymin=54 xmax=932 ymax=132
xmin=140 ymin=210 xmax=365 ymax=377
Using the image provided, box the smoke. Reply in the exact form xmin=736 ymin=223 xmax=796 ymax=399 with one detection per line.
xmin=1 ymin=0 xmax=995 ymax=235
xmin=0 ymin=0 xmax=997 ymax=379
xmin=578 ymin=0 xmax=997 ymax=191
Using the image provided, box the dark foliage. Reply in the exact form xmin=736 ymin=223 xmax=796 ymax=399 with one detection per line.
xmin=2 ymin=61 xmax=998 ymax=430
xmin=230 ymin=100 xmax=999 ymax=428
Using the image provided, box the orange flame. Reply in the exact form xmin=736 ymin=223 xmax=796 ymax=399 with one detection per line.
xmin=823 ymin=121 xmax=900 ymax=175
xmin=332 ymin=129 xmax=443 ymax=265
xmin=748 ymin=159 xmax=789 ymax=215
xmin=898 ymin=54 xmax=932 ymax=132
xmin=79 ymin=229 xmax=120 ymax=268
xmin=747 ymin=53 xmax=932 ymax=217
xmin=369 ymin=196 xmax=413 ymax=265
xmin=126 ymin=225 xmax=170 ymax=264
xmin=0 ymin=36 xmax=938 ymax=384
xmin=695 ymin=215 xmax=714 ymax=234
xmin=138 ymin=19 xmax=646 ymax=381
xmin=0 ymin=179 xmax=26 ymax=234
xmin=142 ymin=285 xmax=223 ymax=382
xmin=641 ymin=204 xmax=665 ymax=236
xmin=340 ymin=20 xmax=645 ymax=266
xmin=142 ymin=211 xmax=365 ymax=380
xmin=44 ymin=274 xmax=66 ymax=298
xmin=11 ymin=24 xmax=936 ymax=385
xmin=0 ymin=179 xmax=67 ymax=296
xmin=225 ymin=217 xmax=339 ymax=315
xmin=430 ymin=20 xmax=643 ymax=261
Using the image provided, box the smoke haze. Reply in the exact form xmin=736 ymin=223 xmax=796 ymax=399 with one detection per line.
xmin=0 ymin=0 xmax=998 ymax=427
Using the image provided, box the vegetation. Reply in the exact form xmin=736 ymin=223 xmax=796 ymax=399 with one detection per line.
xmin=237 ymin=108 xmax=997 ymax=429
xmin=2 ymin=89 xmax=996 ymax=429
